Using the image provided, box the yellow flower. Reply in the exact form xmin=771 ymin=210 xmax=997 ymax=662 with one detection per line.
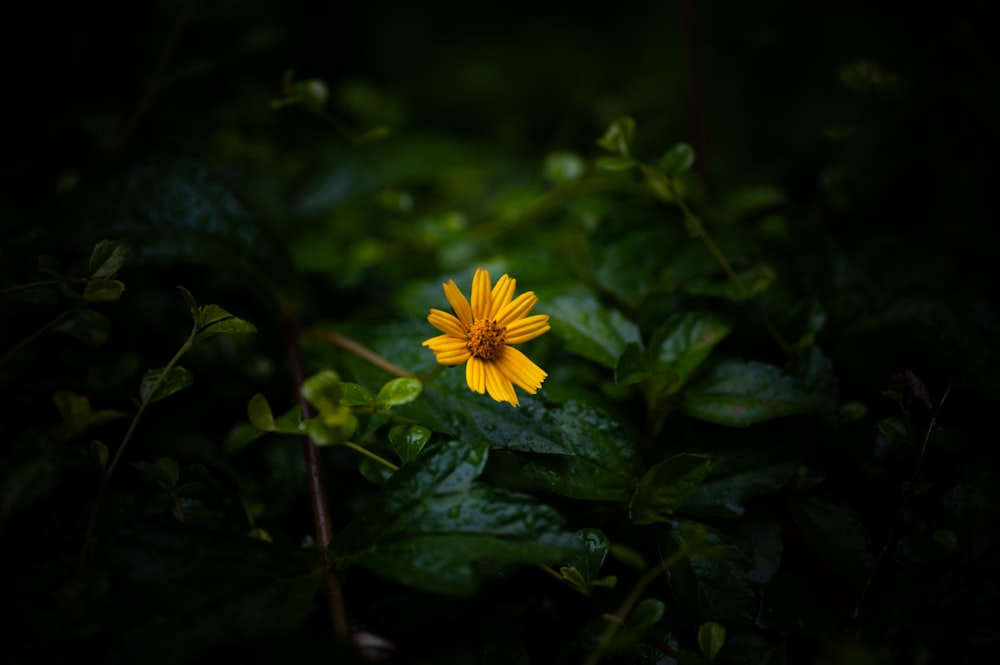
xmin=422 ymin=267 xmax=550 ymax=406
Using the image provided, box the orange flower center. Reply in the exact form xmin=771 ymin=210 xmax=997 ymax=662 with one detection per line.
xmin=467 ymin=319 xmax=506 ymax=360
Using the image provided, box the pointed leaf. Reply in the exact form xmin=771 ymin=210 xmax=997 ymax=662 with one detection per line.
xmin=194 ymin=317 xmax=257 ymax=343
xmin=336 ymin=441 xmax=579 ymax=595
xmin=340 ymin=382 xmax=375 ymax=408
xmin=389 ymin=424 xmax=431 ymax=463
xmin=631 ymin=598 xmax=666 ymax=629
xmin=698 ymin=621 xmax=726 ymax=662
xmin=247 ymin=393 xmax=275 ymax=431
xmin=88 ymin=239 xmax=128 ymax=278
xmin=547 ymin=291 xmax=640 ymax=368
xmin=660 ymin=143 xmax=696 ymax=178
xmin=140 ymin=366 xmax=194 ymax=403
xmin=630 ymin=454 xmax=712 ymax=525
xmin=596 ymin=116 xmax=635 ymax=156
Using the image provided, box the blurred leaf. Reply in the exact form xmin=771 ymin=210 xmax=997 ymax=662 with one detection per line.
xmin=36 ymin=253 xmax=63 ymax=277
xmin=336 ymin=440 xmax=579 ymax=595
xmin=83 ymin=278 xmax=125 ymax=303
xmin=660 ymin=143 xmax=695 ymax=178
xmin=131 ymin=457 xmax=180 ymax=488
xmin=247 ymin=393 xmax=275 ymax=431
xmin=631 ymin=598 xmax=665 ymax=629
xmin=543 ymin=151 xmax=586 ymax=184
xmin=596 ymin=116 xmax=636 ymax=156
xmin=389 ymin=424 xmax=431 ymax=463
xmin=52 ymin=308 xmax=110 ymax=346
xmin=789 ymin=495 xmax=873 ymax=587
xmin=89 ymin=439 xmax=110 ymax=471
xmin=547 ymin=291 xmax=641 ymax=368
xmin=176 ymin=286 xmax=200 ymax=321
xmin=301 ymin=370 xmax=343 ymax=419
xmin=140 ymin=366 xmax=194 ymax=403
xmin=88 ymin=239 xmax=128 ymax=278
xmin=595 ymin=155 xmax=637 ymax=171
xmin=698 ymin=621 xmax=726 ymax=662
xmin=629 ymin=454 xmax=712 ymax=525
xmin=658 ymin=519 xmax=754 ymax=627
xmin=681 ymin=360 xmax=825 ymax=427
xmin=376 ymin=377 xmax=423 ymax=407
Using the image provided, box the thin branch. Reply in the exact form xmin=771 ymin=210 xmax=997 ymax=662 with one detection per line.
xmin=341 ymin=441 xmax=399 ymax=472
xmin=282 ymin=308 xmax=350 ymax=641
xmin=305 ymin=328 xmax=412 ymax=378
xmin=583 ymin=564 xmax=673 ymax=665
xmin=0 ymin=308 xmax=72 ymax=370
xmin=852 ymin=381 xmax=952 ymax=629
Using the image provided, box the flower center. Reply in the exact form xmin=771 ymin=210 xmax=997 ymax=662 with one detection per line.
xmin=467 ymin=319 xmax=506 ymax=360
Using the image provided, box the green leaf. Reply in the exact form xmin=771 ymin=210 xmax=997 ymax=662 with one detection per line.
xmin=789 ymin=495 xmax=873 ymax=587
xmin=177 ymin=286 xmax=200 ymax=321
xmin=88 ymin=239 xmax=128 ymax=278
xmin=616 ymin=311 xmax=732 ymax=394
xmin=595 ymin=155 xmax=636 ymax=171
xmin=89 ymin=440 xmax=109 ymax=471
xmin=83 ymin=277 xmax=125 ymax=303
xmin=197 ymin=304 xmax=233 ymax=328
xmin=140 ymin=366 xmax=194 ymax=403
xmin=658 ymin=519 xmax=754 ymax=627
xmin=53 ymin=308 xmax=110 ymax=346
xmin=547 ymin=291 xmax=641 ymax=368
xmin=683 ymin=263 xmax=776 ymax=301
xmin=300 ymin=370 xmax=343 ymax=419
xmin=631 ymin=598 xmax=665 ymax=629
xmin=131 ymin=457 xmax=180 ymax=488
xmin=560 ymin=528 xmax=612 ymax=587
xmin=679 ymin=451 xmax=799 ymax=518
xmin=660 ymin=142 xmax=695 ymax=178
xmin=336 ymin=440 xmax=580 ymax=595
xmin=510 ymin=401 xmax=646 ymax=501
xmin=629 ymin=454 xmax=712 ymax=525
xmin=596 ymin=116 xmax=635 ymax=156
xmin=698 ymin=621 xmax=726 ymax=662
xmin=543 ymin=151 xmax=586 ymax=184
xmin=247 ymin=393 xmax=275 ymax=431
xmin=376 ymin=377 xmax=423 ymax=407
xmin=339 ymin=382 xmax=375 ymax=407
xmin=389 ymin=424 xmax=431 ymax=463
xmin=681 ymin=360 xmax=824 ymax=427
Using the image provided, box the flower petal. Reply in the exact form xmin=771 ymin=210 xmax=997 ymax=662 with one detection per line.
xmin=504 ymin=314 xmax=550 ymax=344
xmin=466 ymin=356 xmax=486 ymax=393
xmin=427 ymin=309 xmax=467 ymax=337
xmin=471 ymin=267 xmax=493 ymax=321
xmin=484 ymin=360 xmax=519 ymax=406
xmin=488 ymin=274 xmax=515 ymax=321
xmin=443 ymin=279 xmax=473 ymax=328
xmin=497 ymin=346 xmax=547 ymax=393
xmin=496 ymin=292 xmax=538 ymax=327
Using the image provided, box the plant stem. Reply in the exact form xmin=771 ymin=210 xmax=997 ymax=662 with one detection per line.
xmin=80 ymin=325 xmax=196 ymax=563
xmin=0 ymin=308 xmax=72 ymax=370
xmin=0 ymin=277 xmax=85 ymax=295
xmin=306 ymin=328 xmax=412 ymax=378
xmin=282 ymin=309 xmax=350 ymax=641
xmin=582 ymin=564 xmax=670 ymax=665
xmin=342 ymin=441 xmax=399 ymax=472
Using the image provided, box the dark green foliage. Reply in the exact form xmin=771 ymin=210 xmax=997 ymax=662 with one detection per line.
xmin=2 ymin=1 xmax=999 ymax=663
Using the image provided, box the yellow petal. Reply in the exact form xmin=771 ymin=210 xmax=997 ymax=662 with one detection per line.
xmin=488 ymin=274 xmax=515 ymax=321
xmin=422 ymin=334 xmax=466 ymax=351
xmin=443 ymin=279 xmax=473 ymax=328
xmin=497 ymin=346 xmax=547 ymax=393
xmin=427 ymin=309 xmax=468 ymax=337
xmin=484 ymin=360 xmax=519 ymax=406
xmin=504 ymin=314 xmax=550 ymax=344
xmin=435 ymin=349 xmax=471 ymax=365
xmin=496 ymin=292 xmax=538 ymax=327
xmin=466 ymin=356 xmax=486 ymax=393
xmin=471 ymin=267 xmax=493 ymax=321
